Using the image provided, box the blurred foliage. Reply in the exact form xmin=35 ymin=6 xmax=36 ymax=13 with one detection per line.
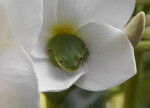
xmin=41 ymin=0 xmax=150 ymax=108
xmin=136 ymin=52 xmax=150 ymax=108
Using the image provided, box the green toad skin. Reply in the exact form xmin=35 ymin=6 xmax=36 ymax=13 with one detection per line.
xmin=47 ymin=34 xmax=88 ymax=71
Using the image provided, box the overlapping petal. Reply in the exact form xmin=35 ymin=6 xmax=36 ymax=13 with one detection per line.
xmin=75 ymin=23 xmax=136 ymax=91
xmin=1 ymin=0 xmax=43 ymax=53
xmin=57 ymin=0 xmax=135 ymax=31
xmin=31 ymin=0 xmax=137 ymax=92
xmin=31 ymin=37 xmax=49 ymax=59
xmin=32 ymin=0 xmax=135 ymax=59
xmin=33 ymin=58 xmax=86 ymax=92
xmin=0 ymin=43 xmax=40 ymax=108
xmin=31 ymin=0 xmax=57 ymax=58
xmin=0 ymin=2 xmax=13 ymax=43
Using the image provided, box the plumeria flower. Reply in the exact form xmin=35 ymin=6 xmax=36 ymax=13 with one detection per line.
xmin=0 ymin=1 xmax=145 ymax=103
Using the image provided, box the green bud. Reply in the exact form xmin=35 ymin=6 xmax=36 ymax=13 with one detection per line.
xmin=135 ymin=41 xmax=150 ymax=52
xmin=123 ymin=12 xmax=145 ymax=48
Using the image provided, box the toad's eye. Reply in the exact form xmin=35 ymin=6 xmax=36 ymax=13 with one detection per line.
xmin=80 ymin=57 xmax=83 ymax=61
xmin=59 ymin=60 xmax=64 ymax=64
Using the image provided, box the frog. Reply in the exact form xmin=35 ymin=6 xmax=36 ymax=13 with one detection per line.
xmin=47 ymin=34 xmax=88 ymax=72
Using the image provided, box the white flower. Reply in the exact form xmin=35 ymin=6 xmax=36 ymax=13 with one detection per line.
xmin=0 ymin=0 xmax=145 ymax=98
xmin=32 ymin=0 xmax=139 ymax=92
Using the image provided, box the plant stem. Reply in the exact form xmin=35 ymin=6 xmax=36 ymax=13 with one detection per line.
xmin=135 ymin=41 xmax=150 ymax=52
xmin=40 ymin=93 xmax=47 ymax=108
xmin=124 ymin=53 xmax=143 ymax=108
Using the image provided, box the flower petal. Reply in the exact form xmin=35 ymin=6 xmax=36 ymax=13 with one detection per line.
xmin=75 ymin=23 xmax=136 ymax=91
xmin=33 ymin=59 xmax=86 ymax=92
xmin=57 ymin=0 xmax=135 ymax=31
xmin=40 ymin=0 xmax=57 ymax=37
xmin=0 ymin=2 xmax=13 ymax=43
xmin=31 ymin=37 xmax=49 ymax=59
xmin=1 ymin=0 xmax=43 ymax=53
xmin=0 ymin=43 xmax=40 ymax=108
xmin=31 ymin=0 xmax=57 ymax=58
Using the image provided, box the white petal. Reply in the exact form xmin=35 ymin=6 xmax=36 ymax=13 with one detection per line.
xmin=75 ymin=23 xmax=136 ymax=91
xmin=33 ymin=58 xmax=86 ymax=92
xmin=0 ymin=43 xmax=40 ymax=108
xmin=31 ymin=37 xmax=49 ymax=59
xmin=40 ymin=0 xmax=57 ymax=37
xmin=0 ymin=2 xmax=13 ymax=43
xmin=31 ymin=0 xmax=57 ymax=58
xmin=57 ymin=0 xmax=135 ymax=31
xmin=1 ymin=0 xmax=43 ymax=53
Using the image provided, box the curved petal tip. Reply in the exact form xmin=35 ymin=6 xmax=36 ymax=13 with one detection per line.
xmin=123 ymin=11 xmax=146 ymax=48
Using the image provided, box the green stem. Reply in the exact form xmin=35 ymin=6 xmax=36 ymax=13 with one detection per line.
xmin=124 ymin=53 xmax=143 ymax=108
xmin=135 ymin=41 xmax=150 ymax=52
xmin=40 ymin=93 xmax=47 ymax=108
